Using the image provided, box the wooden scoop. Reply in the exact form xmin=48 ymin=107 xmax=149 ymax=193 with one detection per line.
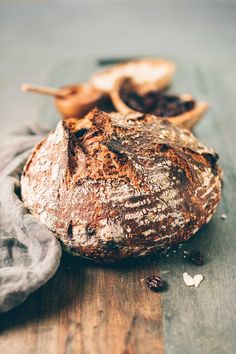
xmin=21 ymin=83 xmax=104 ymax=119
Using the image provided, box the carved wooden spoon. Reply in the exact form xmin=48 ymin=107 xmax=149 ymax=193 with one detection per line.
xmin=21 ymin=83 xmax=104 ymax=119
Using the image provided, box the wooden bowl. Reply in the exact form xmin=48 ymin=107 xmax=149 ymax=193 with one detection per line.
xmin=110 ymin=79 xmax=208 ymax=130
xmin=90 ymin=58 xmax=176 ymax=94
xmin=54 ymin=83 xmax=104 ymax=119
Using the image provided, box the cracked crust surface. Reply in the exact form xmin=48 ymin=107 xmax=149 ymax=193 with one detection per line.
xmin=21 ymin=109 xmax=222 ymax=262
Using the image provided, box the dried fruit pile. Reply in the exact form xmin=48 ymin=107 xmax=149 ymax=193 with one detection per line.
xmin=120 ymin=85 xmax=196 ymax=117
xmin=21 ymin=58 xmax=208 ymax=130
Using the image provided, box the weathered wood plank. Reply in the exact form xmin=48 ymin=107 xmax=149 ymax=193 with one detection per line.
xmin=0 ymin=256 xmax=164 ymax=354
xmin=160 ymin=62 xmax=236 ymax=354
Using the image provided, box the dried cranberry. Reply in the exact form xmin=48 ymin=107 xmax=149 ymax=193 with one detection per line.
xmin=120 ymin=82 xmax=196 ymax=118
xmin=143 ymin=91 xmax=157 ymax=111
xmin=184 ymin=100 xmax=195 ymax=111
xmin=146 ymin=275 xmax=166 ymax=292
xmin=188 ymin=250 xmax=205 ymax=266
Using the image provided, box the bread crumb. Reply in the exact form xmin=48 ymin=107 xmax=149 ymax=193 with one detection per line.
xmin=183 ymin=272 xmax=204 ymax=288
xmin=183 ymin=272 xmax=195 ymax=286
xmin=221 ymin=214 xmax=227 ymax=220
xmin=194 ymin=274 xmax=204 ymax=288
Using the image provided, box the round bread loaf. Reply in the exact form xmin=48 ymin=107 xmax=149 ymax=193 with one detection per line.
xmin=21 ymin=109 xmax=222 ymax=262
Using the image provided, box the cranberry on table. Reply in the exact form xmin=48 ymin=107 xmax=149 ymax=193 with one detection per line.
xmin=188 ymin=250 xmax=205 ymax=266
xmin=146 ymin=275 xmax=167 ymax=292
xmin=121 ymin=84 xmax=196 ymax=117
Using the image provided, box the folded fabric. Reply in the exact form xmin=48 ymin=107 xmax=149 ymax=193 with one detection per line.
xmin=0 ymin=126 xmax=61 ymax=312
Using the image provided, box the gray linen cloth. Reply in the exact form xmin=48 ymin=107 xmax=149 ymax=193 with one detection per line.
xmin=0 ymin=125 xmax=61 ymax=313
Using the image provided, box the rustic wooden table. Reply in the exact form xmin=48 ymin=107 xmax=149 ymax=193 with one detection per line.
xmin=0 ymin=2 xmax=236 ymax=354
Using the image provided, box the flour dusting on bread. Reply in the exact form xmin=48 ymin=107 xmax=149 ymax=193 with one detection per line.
xmin=21 ymin=109 xmax=222 ymax=262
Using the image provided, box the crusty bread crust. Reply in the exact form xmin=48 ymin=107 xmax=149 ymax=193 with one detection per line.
xmin=21 ymin=109 xmax=222 ymax=262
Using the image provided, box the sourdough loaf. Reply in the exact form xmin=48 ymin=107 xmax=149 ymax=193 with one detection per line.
xmin=21 ymin=109 xmax=222 ymax=262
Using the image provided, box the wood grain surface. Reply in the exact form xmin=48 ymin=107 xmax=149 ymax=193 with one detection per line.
xmin=0 ymin=256 xmax=164 ymax=354
xmin=0 ymin=58 xmax=236 ymax=354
